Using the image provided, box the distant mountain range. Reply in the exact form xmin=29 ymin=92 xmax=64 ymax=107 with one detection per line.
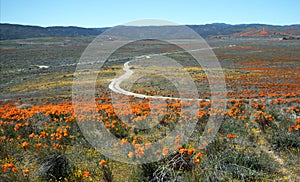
xmin=0 ymin=23 xmax=299 ymax=40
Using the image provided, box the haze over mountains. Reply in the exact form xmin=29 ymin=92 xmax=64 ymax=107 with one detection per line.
xmin=0 ymin=23 xmax=299 ymax=40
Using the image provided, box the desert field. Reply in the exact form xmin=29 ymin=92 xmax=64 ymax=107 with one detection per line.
xmin=0 ymin=36 xmax=299 ymax=181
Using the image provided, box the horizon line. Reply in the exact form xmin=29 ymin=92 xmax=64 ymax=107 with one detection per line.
xmin=1 ymin=22 xmax=299 ymax=29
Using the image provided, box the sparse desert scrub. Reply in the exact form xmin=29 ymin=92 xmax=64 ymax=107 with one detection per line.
xmin=1 ymin=37 xmax=299 ymax=181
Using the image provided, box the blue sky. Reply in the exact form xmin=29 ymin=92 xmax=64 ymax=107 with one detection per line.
xmin=1 ymin=0 xmax=299 ymax=27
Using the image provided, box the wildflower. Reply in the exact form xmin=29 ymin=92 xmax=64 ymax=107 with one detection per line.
xmin=35 ymin=143 xmax=42 ymax=148
xmin=23 ymin=169 xmax=30 ymax=175
xmin=12 ymin=167 xmax=18 ymax=172
xmin=135 ymin=146 xmax=145 ymax=157
xmin=99 ymin=159 xmax=107 ymax=165
xmin=187 ymin=148 xmax=195 ymax=155
xmin=288 ymin=126 xmax=294 ymax=131
xmin=1 ymin=136 xmax=7 ymax=141
xmin=22 ymin=141 xmax=30 ymax=147
xmin=40 ymin=131 xmax=48 ymax=138
xmin=145 ymin=141 xmax=151 ymax=148
xmin=53 ymin=143 xmax=60 ymax=149
xmin=194 ymin=158 xmax=200 ymax=164
xmin=121 ymin=138 xmax=128 ymax=144
xmin=179 ymin=148 xmax=187 ymax=154
xmin=207 ymin=128 xmax=212 ymax=133
xmin=173 ymin=145 xmax=182 ymax=150
xmin=162 ymin=147 xmax=168 ymax=156
xmin=6 ymin=163 xmax=14 ymax=168
xmin=196 ymin=152 xmax=203 ymax=158
xmin=3 ymin=165 xmax=7 ymax=173
xmin=134 ymin=144 xmax=141 ymax=148
xmin=128 ymin=152 xmax=134 ymax=158
xmin=227 ymin=134 xmax=237 ymax=139
xmin=3 ymin=163 xmax=15 ymax=172
xmin=202 ymin=141 xmax=208 ymax=147
xmin=29 ymin=132 xmax=35 ymax=138
xmin=83 ymin=171 xmax=90 ymax=178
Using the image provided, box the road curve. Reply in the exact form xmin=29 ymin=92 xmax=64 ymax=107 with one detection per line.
xmin=108 ymin=48 xmax=219 ymax=101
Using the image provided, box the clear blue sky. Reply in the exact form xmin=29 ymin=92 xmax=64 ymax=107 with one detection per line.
xmin=1 ymin=0 xmax=299 ymax=27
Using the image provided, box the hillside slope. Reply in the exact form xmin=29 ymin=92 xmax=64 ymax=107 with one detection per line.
xmin=0 ymin=23 xmax=299 ymax=40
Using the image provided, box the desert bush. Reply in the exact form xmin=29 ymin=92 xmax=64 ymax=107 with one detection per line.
xmin=37 ymin=153 xmax=71 ymax=181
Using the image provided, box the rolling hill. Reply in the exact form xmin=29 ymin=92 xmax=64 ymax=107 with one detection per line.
xmin=0 ymin=23 xmax=299 ymax=40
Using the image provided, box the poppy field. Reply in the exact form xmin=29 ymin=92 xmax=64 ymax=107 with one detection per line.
xmin=0 ymin=37 xmax=300 ymax=181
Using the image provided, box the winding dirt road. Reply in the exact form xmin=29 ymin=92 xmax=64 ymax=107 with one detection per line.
xmin=108 ymin=48 xmax=218 ymax=101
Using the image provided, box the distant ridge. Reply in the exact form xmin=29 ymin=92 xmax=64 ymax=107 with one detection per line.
xmin=0 ymin=23 xmax=108 ymax=40
xmin=0 ymin=23 xmax=299 ymax=40
xmin=187 ymin=23 xmax=300 ymax=38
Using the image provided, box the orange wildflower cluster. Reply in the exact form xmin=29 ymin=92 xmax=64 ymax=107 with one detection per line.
xmin=253 ymin=111 xmax=274 ymax=121
xmin=178 ymin=147 xmax=195 ymax=155
xmin=177 ymin=147 xmax=203 ymax=164
xmin=0 ymin=102 xmax=74 ymax=122
xmin=3 ymin=163 xmax=18 ymax=173
xmin=50 ymin=126 xmax=70 ymax=141
xmin=0 ymin=77 xmax=299 ymax=174
xmin=289 ymin=118 xmax=300 ymax=131
xmin=0 ymin=101 xmax=76 ymax=157
xmin=227 ymin=134 xmax=237 ymax=139
xmin=194 ymin=152 xmax=203 ymax=164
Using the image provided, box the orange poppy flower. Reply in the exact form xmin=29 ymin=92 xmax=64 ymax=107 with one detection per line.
xmin=145 ymin=142 xmax=151 ymax=148
xmin=99 ymin=159 xmax=107 ymax=165
xmin=83 ymin=171 xmax=90 ymax=178
xmin=196 ymin=152 xmax=203 ymax=158
xmin=288 ymin=126 xmax=294 ymax=131
xmin=22 ymin=141 xmax=30 ymax=147
xmin=40 ymin=131 xmax=48 ymax=138
xmin=179 ymin=148 xmax=187 ymax=154
xmin=194 ymin=158 xmax=200 ymax=164
xmin=227 ymin=134 xmax=237 ymax=139
xmin=162 ymin=147 xmax=168 ymax=156
xmin=23 ymin=169 xmax=30 ymax=174
xmin=44 ymin=144 xmax=49 ymax=148
xmin=1 ymin=136 xmax=7 ymax=141
xmin=6 ymin=163 xmax=15 ymax=168
xmin=3 ymin=166 xmax=7 ymax=173
xmin=53 ymin=143 xmax=60 ymax=149
xmin=29 ymin=133 xmax=35 ymax=138
xmin=3 ymin=163 xmax=14 ymax=172
xmin=207 ymin=128 xmax=212 ymax=133
xmin=35 ymin=143 xmax=42 ymax=148
xmin=188 ymin=148 xmax=195 ymax=155
xmin=121 ymin=138 xmax=128 ymax=144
